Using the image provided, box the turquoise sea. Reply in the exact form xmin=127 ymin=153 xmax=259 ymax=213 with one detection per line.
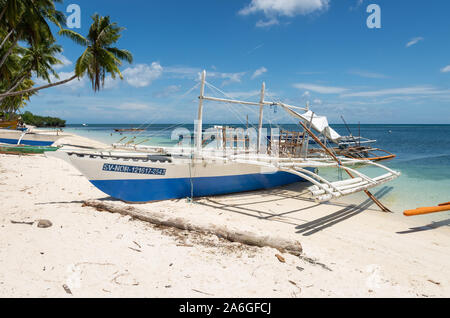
xmin=60 ymin=123 xmax=450 ymax=216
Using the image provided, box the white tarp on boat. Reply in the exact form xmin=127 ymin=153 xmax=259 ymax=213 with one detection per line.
xmin=282 ymin=108 xmax=341 ymax=142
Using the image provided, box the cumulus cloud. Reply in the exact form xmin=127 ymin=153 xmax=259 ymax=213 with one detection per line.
xmin=406 ymin=37 xmax=424 ymax=48
xmin=440 ymin=65 xmax=450 ymax=73
xmin=251 ymin=67 xmax=268 ymax=79
xmin=53 ymin=54 xmax=72 ymax=70
xmin=122 ymin=62 xmax=163 ymax=88
xmin=209 ymin=71 xmax=246 ymax=86
xmin=239 ymin=0 xmax=329 ymax=17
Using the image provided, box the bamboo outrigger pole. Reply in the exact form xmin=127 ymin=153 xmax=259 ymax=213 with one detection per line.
xmin=299 ymin=121 xmax=392 ymax=212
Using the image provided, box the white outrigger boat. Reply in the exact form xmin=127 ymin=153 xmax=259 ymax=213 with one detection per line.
xmin=0 ymin=127 xmax=64 ymax=146
xmin=47 ymin=71 xmax=400 ymax=210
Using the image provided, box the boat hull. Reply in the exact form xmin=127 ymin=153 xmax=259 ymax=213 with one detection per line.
xmin=91 ymin=171 xmax=304 ymax=202
xmin=0 ymin=129 xmax=62 ymax=146
xmin=51 ymin=152 xmax=309 ymax=202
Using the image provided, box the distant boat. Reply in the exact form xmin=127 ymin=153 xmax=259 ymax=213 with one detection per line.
xmin=114 ymin=128 xmax=145 ymax=132
xmin=82 ymin=124 xmax=88 ymax=127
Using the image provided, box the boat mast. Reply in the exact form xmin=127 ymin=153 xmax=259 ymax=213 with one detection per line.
xmin=196 ymin=70 xmax=206 ymax=153
xmin=258 ymin=82 xmax=265 ymax=154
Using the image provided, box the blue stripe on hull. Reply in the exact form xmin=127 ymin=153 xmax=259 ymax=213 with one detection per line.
xmin=0 ymin=138 xmax=54 ymax=146
xmin=90 ymin=171 xmax=308 ymax=203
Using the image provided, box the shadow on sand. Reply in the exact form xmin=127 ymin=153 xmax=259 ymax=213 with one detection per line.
xmin=295 ymin=186 xmax=393 ymax=236
xmin=397 ymin=218 xmax=450 ymax=234
xmin=197 ymin=183 xmax=394 ymax=236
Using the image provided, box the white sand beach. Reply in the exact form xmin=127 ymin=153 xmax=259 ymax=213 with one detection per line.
xmin=0 ymin=133 xmax=449 ymax=298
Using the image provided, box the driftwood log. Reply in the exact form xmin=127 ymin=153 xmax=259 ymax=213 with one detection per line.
xmin=83 ymin=200 xmax=302 ymax=256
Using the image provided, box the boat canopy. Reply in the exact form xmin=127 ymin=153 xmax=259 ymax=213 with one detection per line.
xmin=282 ymin=107 xmax=342 ymax=143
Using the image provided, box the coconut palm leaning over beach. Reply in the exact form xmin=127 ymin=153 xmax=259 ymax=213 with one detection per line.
xmin=0 ymin=13 xmax=133 ymax=100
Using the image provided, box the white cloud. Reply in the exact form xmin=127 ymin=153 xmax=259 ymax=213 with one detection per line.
xmin=239 ymin=0 xmax=329 ymax=17
xmin=53 ymin=54 xmax=72 ymax=70
xmin=348 ymin=70 xmax=387 ymax=79
xmin=256 ymin=18 xmax=279 ymax=28
xmin=251 ymin=67 xmax=268 ymax=79
xmin=153 ymin=85 xmax=181 ymax=98
xmin=164 ymin=66 xmax=201 ymax=79
xmin=341 ymin=86 xmax=450 ymax=98
xmin=103 ymin=76 xmax=120 ymax=90
xmin=209 ymin=71 xmax=246 ymax=86
xmin=440 ymin=65 xmax=450 ymax=73
xmin=406 ymin=37 xmax=424 ymax=48
xmin=122 ymin=62 xmax=163 ymax=88
xmin=35 ymin=71 xmax=86 ymax=91
xmin=294 ymin=83 xmax=349 ymax=94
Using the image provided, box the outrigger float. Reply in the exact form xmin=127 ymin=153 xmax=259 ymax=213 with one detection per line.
xmin=47 ymin=71 xmax=400 ymax=210
xmin=404 ymin=202 xmax=450 ymax=216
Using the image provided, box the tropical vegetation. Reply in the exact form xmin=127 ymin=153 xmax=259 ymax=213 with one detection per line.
xmin=21 ymin=110 xmax=65 ymax=127
xmin=0 ymin=0 xmax=133 ymax=117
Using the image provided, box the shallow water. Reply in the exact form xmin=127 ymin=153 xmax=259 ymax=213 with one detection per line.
xmin=57 ymin=124 xmax=450 ymax=217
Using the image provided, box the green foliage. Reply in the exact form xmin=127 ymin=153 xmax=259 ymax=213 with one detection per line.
xmin=21 ymin=110 xmax=65 ymax=127
xmin=59 ymin=14 xmax=133 ymax=91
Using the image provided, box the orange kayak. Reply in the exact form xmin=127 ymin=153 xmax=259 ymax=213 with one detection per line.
xmin=404 ymin=202 xmax=450 ymax=216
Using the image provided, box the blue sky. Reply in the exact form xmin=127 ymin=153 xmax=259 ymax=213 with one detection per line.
xmin=26 ymin=0 xmax=450 ymax=124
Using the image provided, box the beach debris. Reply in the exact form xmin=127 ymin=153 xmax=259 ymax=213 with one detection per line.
xmin=10 ymin=220 xmax=34 ymax=226
xmin=275 ymin=254 xmax=286 ymax=263
xmin=37 ymin=219 xmax=53 ymax=228
xmin=128 ymin=247 xmax=141 ymax=253
xmin=83 ymin=199 xmax=303 ymax=256
xmin=192 ymin=289 xmax=214 ymax=296
xmin=428 ymin=279 xmax=441 ymax=286
xmin=133 ymin=241 xmax=141 ymax=249
xmin=299 ymin=255 xmax=332 ymax=272
xmin=296 ymin=266 xmax=304 ymax=272
xmin=62 ymin=284 xmax=72 ymax=295
xmin=111 ymin=272 xmax=139 ymax=286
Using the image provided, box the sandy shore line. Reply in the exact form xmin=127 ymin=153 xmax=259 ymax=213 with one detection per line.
xmin=0 ymin=134 xmax=449 ymax=297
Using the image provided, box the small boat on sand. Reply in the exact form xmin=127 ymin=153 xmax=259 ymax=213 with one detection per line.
xmin=0 ymin=144 xmax=60 ymax=155
xmin=47 ymin=71 xmax=400 ymax=209
xmin=0 ymin=119 xmax=18 ymax=130
xmin=0 ymin=128 xmax=64 ymax=146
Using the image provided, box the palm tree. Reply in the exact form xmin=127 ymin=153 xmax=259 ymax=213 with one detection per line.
xmin=0 ymin=0 xmax=65 ymax=67
xmin=0 ymin=14 xmax=133 ymax=98
xmin=0 ymin=39 xmax=63 ymax=104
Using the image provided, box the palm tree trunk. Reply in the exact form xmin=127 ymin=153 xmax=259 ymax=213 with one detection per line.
xmin=0 ymin=74 xmax=78 ymax=99
xmin=0 ymin=30 xmax=21 ymax=69
xmin=0 ymin=5 xmax=6 ymax=22
xmin=0 ymin=75 xmax=27 ymax=104
xmin=0 ymin=29 xmax=14 ymax=51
